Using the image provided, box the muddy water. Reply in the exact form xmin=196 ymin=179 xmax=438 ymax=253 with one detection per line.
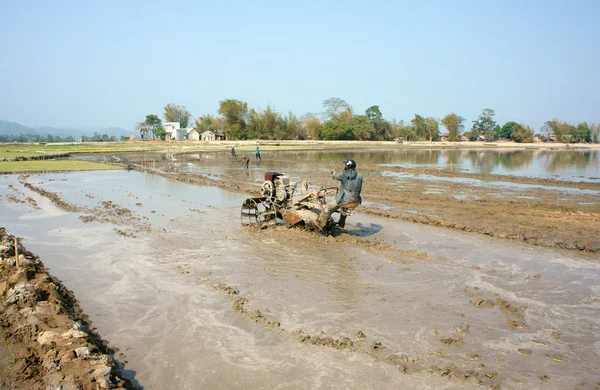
xmin=1 ymin=171 xmax=599 ymax=389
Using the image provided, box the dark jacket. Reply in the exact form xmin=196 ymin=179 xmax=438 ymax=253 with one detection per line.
xmin=332 ymin=169 xmax=363 ymax=204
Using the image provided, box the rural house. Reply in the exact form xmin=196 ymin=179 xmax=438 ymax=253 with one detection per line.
xmin=164 ymin=122 xmax=197 ymax=141
xmin=201 ymin=131 xmax=215 ymax=141
xmin=187 ymin=128 xmax=200 ymax=141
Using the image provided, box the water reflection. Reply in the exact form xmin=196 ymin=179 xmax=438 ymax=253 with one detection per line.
xmin=291 ymin=149 xmax=599 ymax=181
xmin=110 ymin=148 xmax=599 ymax=182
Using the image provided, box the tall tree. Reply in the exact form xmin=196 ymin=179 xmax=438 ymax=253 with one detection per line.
xmin=571 ymin=122 xmax=591 ymax=143
xmin=164 ymin=104 xmax=191 ymax=128
xmin=322 ymin=97 xmax=352 ymax=121
xmin=411 ymin=114 xmax=427 ymax=140
xmin=471 ymin=108 xmax=497 ymax=140
xmin=441 ymin=113 xmax=465 ymax=142
xmin=193 ymin=114 xmax=214 ymax=134
xmin=591 ymin=123 xmax=599 ymax=143
xmin=351 ymin=115 xmax=375 ymax=140
xmin=304 ymin=116 xmax=322 ymax=140
xmin=320 ymin=121 xmax=353 ymax=140
xmin=498 ymin=121 xmax=518 ymax=139
xmin=218 ymin=99 xmax=249 ymax=140
xmin=424 ymin=117 xmax=440 ymax=142
xmin=511 ymin=124 xmax=534 ymax=143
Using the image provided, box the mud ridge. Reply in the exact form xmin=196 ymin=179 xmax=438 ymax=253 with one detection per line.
xmin=206 ymin=280 xmax=502 ymax=388
xmin=0 ymin=228 xmax=134 ymax=389
xmin=23 ymin=182 xmax=82 ymax=212
xmin=20 ymin=179 xmax=151 ymax=235
xmin=360 ymin=205 xmax=600 ymax=254
xmin=367 ymin=164 xmax=600 ymax=191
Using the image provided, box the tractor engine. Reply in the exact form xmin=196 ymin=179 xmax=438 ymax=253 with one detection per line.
xmin=260 ymin=172 xmax=296 ymax=208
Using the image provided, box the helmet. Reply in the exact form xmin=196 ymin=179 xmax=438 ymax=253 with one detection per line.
xmin=344 ymin=159 xmax=356 ymax=169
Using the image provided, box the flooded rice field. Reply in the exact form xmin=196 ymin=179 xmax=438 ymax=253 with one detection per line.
xmin=1 ymin=148 xmax=600 ymax=389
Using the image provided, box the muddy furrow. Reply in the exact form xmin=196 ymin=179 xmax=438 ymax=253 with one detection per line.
xmin=19 ymin=179 xmax=151 ymax=236
xmin=0 ymin=228 xmax=133 ymax=389
xmin=200 ymin=279 xmax=502 ymax=389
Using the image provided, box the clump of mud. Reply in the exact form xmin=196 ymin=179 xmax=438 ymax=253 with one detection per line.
xmin=0 ymin=228 xmax=132 ymax=389
xmin=23 ymin=183 xmax=82 ymax=212
xmin=496 ymin=295 xmax=528 ymax=329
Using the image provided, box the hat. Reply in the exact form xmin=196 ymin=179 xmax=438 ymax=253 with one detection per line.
xmin=344 ymin=159 xmax=356 ymax=169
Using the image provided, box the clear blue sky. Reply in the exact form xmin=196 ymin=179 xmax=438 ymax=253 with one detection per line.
xmin=1 ymin=0 xmax=598 ymax=131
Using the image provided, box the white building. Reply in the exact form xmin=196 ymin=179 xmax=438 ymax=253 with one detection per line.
xmin=164 ymin=122 xmax=200 ymax=141
xmin=187 ymin=129 xmax=200 ymax=141
xmin=164 ymin=122 xmax=180 ymax=140
xmin=200 ymin=130 xmax=215 ymax=141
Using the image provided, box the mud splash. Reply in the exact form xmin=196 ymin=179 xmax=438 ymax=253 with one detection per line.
xmin=0 ymin=228 xmax=132 ymax=389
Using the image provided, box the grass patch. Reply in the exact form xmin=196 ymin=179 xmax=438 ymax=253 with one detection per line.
xmin=0 ymin=160 xmax=123 ymax=173
xmin=0 ymin=142 xmax=168 ymax=157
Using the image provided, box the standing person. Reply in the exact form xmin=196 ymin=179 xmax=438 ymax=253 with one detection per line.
xmin=242 ymin=155 xmax=249 ymax=169
xmin=231 ymin=146 xmax=237 ymax=158
xmin=255 ymin=145 xmax=261 ymax=161
xmin=315 ymin=159 xmax=362 ymax=230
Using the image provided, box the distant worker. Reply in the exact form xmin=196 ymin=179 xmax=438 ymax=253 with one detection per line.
xmin=255 ymin=145 xmax=261 ymax=161
xmin=231 ymin=146 xmax=237 ymax=158
xmin=315 ymin=159 xmax=362 ymax=229
xmin=241 ymin=154 xmax=249 ymax=169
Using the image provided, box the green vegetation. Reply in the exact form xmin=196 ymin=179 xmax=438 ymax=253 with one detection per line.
xmin=164 ymin=104 xmax=191 ymax=128
xmin=0 ymin=160 xmax=123 ymax=173
xmin=441 ymin=113 xmax=466 ymax=142
xmin=0 ymin=143 xmax=166 ymax=159
xmin=136 ymin=114 xmax=164 ymax=140
xmin=3 ymin=100 xmax=599 ymax=145
xmin=0 ymin=133 xmax=115 ymax=143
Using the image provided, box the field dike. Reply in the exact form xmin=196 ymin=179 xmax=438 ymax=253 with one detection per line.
xmin=0 ymin=228 xmax=133 ymax=389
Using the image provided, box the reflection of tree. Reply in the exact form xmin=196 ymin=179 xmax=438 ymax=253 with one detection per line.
xmin=461 ymin=150 xmax=534 ymax=174
xmin=286 ymin=149 xmax=598 ymax=178
xmin=545 ymin=151 xmax=598 ymax=172
xmin=464 ymin=151 xmax=495 ymax=174
xmin=497 ymin=151 xmax=534 ymax=170
xmin=306 ymin=149 xmax=441 ymax=165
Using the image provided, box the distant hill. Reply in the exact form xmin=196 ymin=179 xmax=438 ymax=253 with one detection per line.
xmin=0 ymin=120 xmax=132 ymax=138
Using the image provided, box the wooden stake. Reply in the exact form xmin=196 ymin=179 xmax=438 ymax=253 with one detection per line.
xmin=14 ymin=237 xmax=19 ymax=269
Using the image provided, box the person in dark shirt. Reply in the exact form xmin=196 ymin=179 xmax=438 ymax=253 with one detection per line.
xmin=315 ymin=159 xmax=362 ymax=229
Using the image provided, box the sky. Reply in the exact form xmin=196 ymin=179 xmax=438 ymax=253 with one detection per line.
xmin=1 ymin=0 xmax=599 ymax=131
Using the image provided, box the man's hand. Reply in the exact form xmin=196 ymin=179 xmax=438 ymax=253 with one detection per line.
xmin=330 ymin=168 xmax=335 ymax=173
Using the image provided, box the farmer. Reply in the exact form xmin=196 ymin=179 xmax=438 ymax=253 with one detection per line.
xmin=231 ymin=146 xmax=237 ymax=158
xmin=315 ymin=159 xmax=362 ymax=229
xmin=241 ymin=154 xmax=250 ymax=169
xmin=255 ymin=145 xmax=261 ymax=161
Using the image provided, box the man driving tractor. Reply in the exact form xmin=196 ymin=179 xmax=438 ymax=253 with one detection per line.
xmin=315 ymin=159 xmax=363 ymax=230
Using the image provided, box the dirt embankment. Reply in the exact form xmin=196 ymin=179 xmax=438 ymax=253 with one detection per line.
xmin=0 ymin=228 xmax=133 ymax=389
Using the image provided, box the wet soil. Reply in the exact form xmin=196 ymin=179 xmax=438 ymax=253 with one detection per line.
xmin=1 ymin=160 xmax=599 ymax=389
xmin=127 ymin=150 xmax=600 ymax=253
xmin=0 ymin=228 xmax=131 ymax=389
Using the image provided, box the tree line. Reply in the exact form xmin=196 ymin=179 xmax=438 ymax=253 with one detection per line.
xmin=0 ymin=133 xmax=120 ymax=143
xmin=138 ymin=98 xmax=600 ymax=143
